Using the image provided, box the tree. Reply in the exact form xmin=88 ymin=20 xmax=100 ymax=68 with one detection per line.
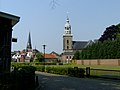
xmin=35 ymin=53 xmax=44 ymax=62
xmin=73 ymin=51 xmax=80 ymax=60
xmin=99 ymin=24 xmax=120 ymax=42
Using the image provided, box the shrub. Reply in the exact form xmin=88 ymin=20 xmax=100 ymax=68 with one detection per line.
xmin=44 ymin=66 xmax=85 ymax=78
xmin=11 ymin=62 xmax=32 ymax=67
xmin=13 ymin=66 xmax=36 ymax=90
xmin=35 ymin=65 xmax=45 ymax=72
xmin=0 ymin=65 xmax=36 ymax=90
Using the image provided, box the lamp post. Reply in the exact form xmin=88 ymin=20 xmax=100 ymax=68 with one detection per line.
xmin=43 ymin=45 xmax=46 ymax=72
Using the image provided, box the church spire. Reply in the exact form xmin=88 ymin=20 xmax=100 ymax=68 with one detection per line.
xmin=63 ymin=16 xmax=73 ymax=52
xmin=64 ymin=16 xmax=72 ymax=35
xmin=66 ymin=16 xmax=69 ymax=23
xmin=26 ymin=32 xmax=32 ymax=51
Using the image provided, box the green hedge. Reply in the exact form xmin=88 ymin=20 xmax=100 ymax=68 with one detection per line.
xmin=11 ymin=62 xmax=63 ymax=66
xmin=35 ymin=65 xmax=45 ymax=72
xmin=11 ymin=62 xmax=32 ymax=67
xmin=13 ymin=66 xmax=36 ymax=90
xmin=35 ymin=66 xmax=85 ymax=78
xmin=45 ymin=67 xmax=69 ymax=75
xmin=0 ymin=65 xmax=36 ymax=90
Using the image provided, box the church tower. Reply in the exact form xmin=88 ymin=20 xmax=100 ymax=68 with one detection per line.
xmin=26 ymin=32 xmax=32 ymax=51
xmin=63 ymin=16 xmax=73 ymax=52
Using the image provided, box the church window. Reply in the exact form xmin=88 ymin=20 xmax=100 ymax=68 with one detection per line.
xmin=66 ymin=56 xmax=68 ymax=59
xmin=67 ymin=27 xmax=69 ymax=30
xmin=67 ymin=40 xmax=69 ymax=44
xmin=67 ymin=46 xmax=69 ymax=49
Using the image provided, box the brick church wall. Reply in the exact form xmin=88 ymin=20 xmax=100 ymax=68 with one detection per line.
xmin=76 ymin=59 xmax=120 ymax=66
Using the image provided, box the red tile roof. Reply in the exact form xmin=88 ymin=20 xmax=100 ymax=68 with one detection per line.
xmin=45 ymin=54 xmax=57 ymax=59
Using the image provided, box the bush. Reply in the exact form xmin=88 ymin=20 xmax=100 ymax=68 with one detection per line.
xmin=11 ymin=62 xmax=32 ymax=67
xmin=35 ymin=62 xmax=58 ymax=65
xmin=0 ymin=65 xmax=36 ymax=90
xmin=56 ymin=63 xmax=63 ymax=65
xmin=40 ymin=66 xmax=85 ymax=78
xmin=35 ymin=65 xmax=45 ymax=72
xmin=11 ymin=62 xmax=63 ymax=66
xmin=13 ymin=66 xmax=36 ymax=90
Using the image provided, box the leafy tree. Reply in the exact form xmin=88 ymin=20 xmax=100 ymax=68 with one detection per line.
xmin=99 ymin=24 xmax=120 ymax=42
xmin=75 ymin=24 xmax=120 ymax=59
xmin=35 ymin=53 xmax=44 ymax=62
xmin=79 ymin=39 xmax=120 ymax=59
xmin=73 ymin=51 xmax=80 ymax=60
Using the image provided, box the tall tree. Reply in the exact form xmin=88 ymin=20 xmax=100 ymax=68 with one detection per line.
xmin=35 ymin=53 xmax=44 ymax=62
xmin=73 ymin=51 xmax=80 ymax=60
xmin=99 ymin=24 xmax=120 ymax=42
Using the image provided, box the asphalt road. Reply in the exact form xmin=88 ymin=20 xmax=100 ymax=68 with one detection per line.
xmin=35 ymin=71 xmax=120 ymax=90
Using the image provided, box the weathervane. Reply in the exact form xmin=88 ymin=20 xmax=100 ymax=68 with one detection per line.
xmin=66 ymin=11 xmax=70 ymax=21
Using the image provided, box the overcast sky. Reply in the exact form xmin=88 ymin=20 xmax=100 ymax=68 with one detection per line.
xmin=1 ymin=0 xmax=120 ymax=54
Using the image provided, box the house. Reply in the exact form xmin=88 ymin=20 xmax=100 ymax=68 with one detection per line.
xmin=44 ymin=54 xmax=58 ymax=62
xmin=12 ymin=32 xmax=40 ymax=62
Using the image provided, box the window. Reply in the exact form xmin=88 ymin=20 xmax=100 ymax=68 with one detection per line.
xmin=67 ymin=46 xmax=69 ymax=49
xmin=67 ymin=27 xmax=69 ymax=30
xmin=66 ymin=56 xmax=68 ymax=59
xmin=67 ymin=40 xmax=69 ymax=44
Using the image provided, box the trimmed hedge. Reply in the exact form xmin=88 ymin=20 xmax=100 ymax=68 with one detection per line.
xmin=35 ymin=62 xmax=56 ymax=65
xmin=35 ymin=65 xmax=45 ymax=72
xmin=12 ymin=66 xmax=36 ymax=90
xmin=0 ymin=66 xmax=36 ymax=90
xmin=35 ymin=66 xmax=85 ymax=78
xmin=11 ymin=62 xmax=63 ymax=66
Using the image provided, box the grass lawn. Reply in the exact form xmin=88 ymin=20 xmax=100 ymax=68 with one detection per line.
xmin=45 ymin=64 xmax=120 ymax=70
xmin=11 ymin=62 xmax=120 ymax=79
xmin=11 ymin=62 xmax=120 ymax=70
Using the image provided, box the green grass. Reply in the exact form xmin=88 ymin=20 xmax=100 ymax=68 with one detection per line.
xmin=11 ymin=62 xmax=120 ymax=79
xmin=11 ymin=62 xmax=120 ymax=70
xmin=45 ymin=64 xmax=120 ymax=70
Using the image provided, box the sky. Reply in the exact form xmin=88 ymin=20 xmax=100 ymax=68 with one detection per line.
xmin=0 ymin=0 xmax=120 ymax=54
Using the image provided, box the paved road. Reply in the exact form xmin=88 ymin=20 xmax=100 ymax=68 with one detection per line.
xmin=35 ymin=71 xmax=120 ymax=90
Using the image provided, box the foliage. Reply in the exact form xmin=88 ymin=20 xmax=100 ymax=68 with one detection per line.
xmin=73 ymin=51 xmax=80 ymax=60
xmin=0 ymin=65 xmax=36 ymax=90
xmin=13 ymin=65 xmax=36 ymax=90
xmin=35 ymin=53 xmax=44 ymax=62
xmin=75 ymin=23 xmax=120 ymax=59
xmin=99 ymin=24 xmax=120 ymax=42
xmin=35 ymin=62 xmax=56 ymax=65
xmin=79 ymin=39 xmax=120 ymax=59
xmin=35 ymin=65 xmax=45 ymax=72
xmin=11 ymin=62 xmax=63 ymax=66
xmin=11 ymin=62 xmax=32 ymax=67
xmin=90 ymin=68 xmax=120 ymax=80
xmin=68 ymin=67 xmax=85 ymax=77
xmin=35 ymin=66 xmax=85 ymax=78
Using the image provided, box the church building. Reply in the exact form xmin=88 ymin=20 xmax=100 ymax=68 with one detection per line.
xmin=61 ymin=16 xmax=93 ymax=63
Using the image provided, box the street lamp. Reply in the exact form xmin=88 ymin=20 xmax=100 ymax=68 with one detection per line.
xmin=42 ymin=44 xmax=46 ymax=71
